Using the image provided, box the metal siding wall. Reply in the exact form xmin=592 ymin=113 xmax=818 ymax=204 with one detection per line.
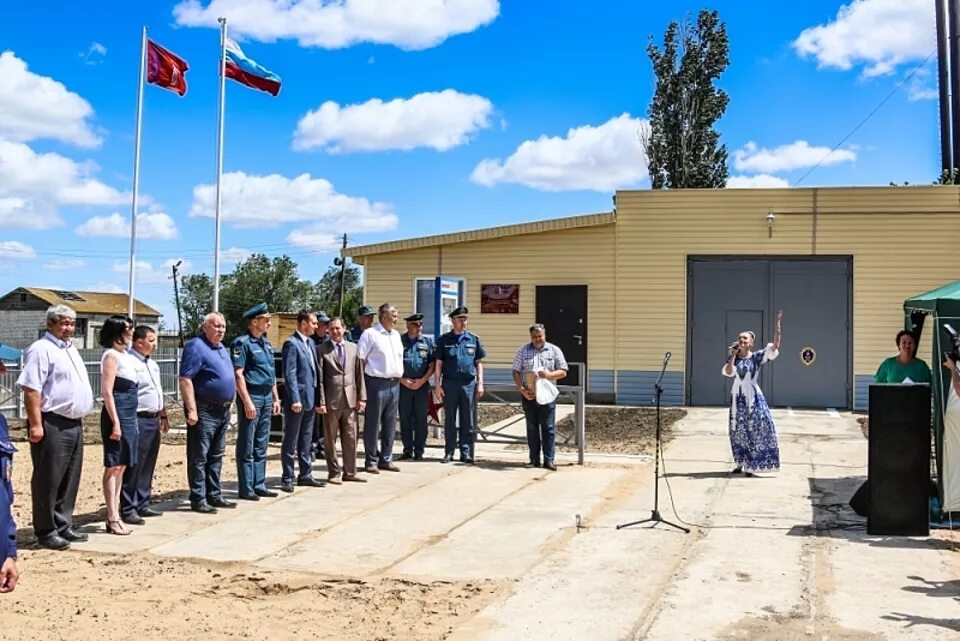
xmin=360 ymin=225 xmax=617 ymax=380
xmin=616 ymin=371 xmax=684 ymax=406
xmin=616 ymin=186 xmax=960 ymax=406
xmin=854 ymin=374 xmax=873 ymax=411
xmin=588 ymin=369 xmax=615 ymax=394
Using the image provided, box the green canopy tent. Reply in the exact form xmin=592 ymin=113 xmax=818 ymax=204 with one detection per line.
xmin=903 ymin=279 xmax=960 ymax=511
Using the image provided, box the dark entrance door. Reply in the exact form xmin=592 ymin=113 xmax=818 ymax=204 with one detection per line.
xmin=536 ymin=285 xmax=587 ymax=387
xmin=687 ymin=258 xmax=851 ymax=408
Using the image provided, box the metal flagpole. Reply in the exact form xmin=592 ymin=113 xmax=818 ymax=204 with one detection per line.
xmin=213 ymin=17 xmax=227 ymax=312
xmin=127 ymin=26 xmax=147 ymax=319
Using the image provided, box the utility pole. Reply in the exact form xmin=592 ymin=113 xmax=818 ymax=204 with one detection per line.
xmin=171 ymin=260 xmax=184 ymax=347
xmin=333 ymin=233 xmax=348 ymax=316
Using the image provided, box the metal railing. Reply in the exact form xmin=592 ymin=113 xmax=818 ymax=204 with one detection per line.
xmin=0 ymin=348 xmax=183 ymax=420
xmin=478 ymin=362 xmax=587 ymax=464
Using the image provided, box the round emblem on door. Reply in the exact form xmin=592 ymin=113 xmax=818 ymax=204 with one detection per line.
xmin=800 ymin=346 xmax=816 ymax=367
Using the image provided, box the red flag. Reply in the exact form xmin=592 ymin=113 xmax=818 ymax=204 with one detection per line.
xmin=147 ymin=40 xmax=189 ymax=96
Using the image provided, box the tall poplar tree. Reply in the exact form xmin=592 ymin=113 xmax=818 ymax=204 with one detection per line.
xmin=645 ymin=10 xmax=730 ymax=189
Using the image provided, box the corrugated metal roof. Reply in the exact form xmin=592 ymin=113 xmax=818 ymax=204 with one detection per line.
xmin=344 ymin=211 xmax=615 ymax=260
xmin=22 ymin=287 xmax=161 ymax=316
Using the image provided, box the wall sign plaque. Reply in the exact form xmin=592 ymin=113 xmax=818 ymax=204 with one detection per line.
xmin=481 ymin=284 xmax=519 ymax=314
xmin=800 ymin=346 xmax=817 ymax=367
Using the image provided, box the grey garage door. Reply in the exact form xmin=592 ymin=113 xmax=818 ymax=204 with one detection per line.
xmin=687 ymin=258 xmax=851 ymax=408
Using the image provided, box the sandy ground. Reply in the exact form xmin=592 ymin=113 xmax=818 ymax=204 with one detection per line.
xmin=3 ymin=415 xmax=507 ymax=641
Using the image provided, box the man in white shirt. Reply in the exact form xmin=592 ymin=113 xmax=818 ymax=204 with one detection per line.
xmin=357 ymin=303 xmax=404 ymax=473
xmin=16 ymin=305 xmax=94 ymax=550
xmin=120 ymin=326 xmax=169 ymax=525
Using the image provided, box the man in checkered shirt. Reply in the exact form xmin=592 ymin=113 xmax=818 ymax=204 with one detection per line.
xmin=511 ymin=324 xmax=568 ymax=471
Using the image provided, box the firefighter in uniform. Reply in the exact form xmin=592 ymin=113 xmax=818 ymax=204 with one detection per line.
xmin=231 ymin=302 xmax=281 ymax=500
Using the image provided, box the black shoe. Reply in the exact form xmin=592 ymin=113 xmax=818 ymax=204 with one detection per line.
xmin=254 ymin=488 xmax=279 ymax=498
xmin=460 ymin=457 xmax=475 ymax=465
xmin=440 ymin=454 xmax=452 ymax=464
xmin=413 ymin=453 xmax=424 ymax=461
xmin=38 ymin=534 xmax=70 ymax=550
xmin=316 ymin=448 xmax=326 ymax=459
xmin=191 ymin=503 xmax=218 ymax=514
xmin=209 ymin=497 xmax=237 ymax=509
xmin=61 ymin=528 xmax=89 ymax=542
xmin=121 ymin=514 xmax=146 ymax=526
xmin=138 ymin=507 xmax=163 ymax=518
xmin=237 ymin=494 xmax=261 ymax=501
xmin=280 ymin=482 xmax=295 ymax=493
xmin=398 ymin=452 xmax=413 ymax=461
xmin=544 ymin=462 xmax=557 ymax=471
xmin=297 ymin=477 xmax=326 ymax=487
xmin=731 ymin=466 xmax=743 ymax=475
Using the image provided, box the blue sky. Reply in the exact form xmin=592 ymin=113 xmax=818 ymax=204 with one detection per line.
xmin=0 ymin=0 xmax=945 ymax=324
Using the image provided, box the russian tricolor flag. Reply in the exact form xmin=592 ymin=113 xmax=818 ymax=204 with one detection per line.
xmin=225 ymin=38 xmax=281 ymax=97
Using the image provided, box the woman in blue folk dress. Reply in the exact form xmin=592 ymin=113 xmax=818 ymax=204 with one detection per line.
xmin=723 ymin=311 xmax=782 ymax=477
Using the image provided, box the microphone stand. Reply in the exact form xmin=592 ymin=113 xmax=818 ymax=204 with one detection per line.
xmin=617 ymin=351 xmax=690 ymax=533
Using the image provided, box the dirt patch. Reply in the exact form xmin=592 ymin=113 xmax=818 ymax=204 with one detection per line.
xmin=504 ymin=406 xmax=687 ymax=456
xmin=3 ymin=551 xmax=505 ymax=641
xmin=717 ymin=611 xmax=885 ymax=641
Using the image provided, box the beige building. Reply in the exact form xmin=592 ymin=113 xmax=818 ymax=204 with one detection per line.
xmin=345 ymin=186 xmax=959 ymax=409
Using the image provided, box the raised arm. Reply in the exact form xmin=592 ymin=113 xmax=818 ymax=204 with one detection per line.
xmin=772 ymin=310 xmax=783 ymax=351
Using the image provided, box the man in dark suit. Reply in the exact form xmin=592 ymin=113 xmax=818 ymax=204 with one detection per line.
xmin=317 ymin=316 xmax=367 ymax=484
xmin=280 ymin=310 xmax=324 ymax=493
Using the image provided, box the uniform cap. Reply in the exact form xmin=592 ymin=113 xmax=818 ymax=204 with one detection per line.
xmin=242 ymin=302 xmax=270 ymax=320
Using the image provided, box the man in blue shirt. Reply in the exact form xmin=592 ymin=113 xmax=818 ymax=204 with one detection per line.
xmin=231 ymin=303 xmax=281 ymax=501
xmin=433 ymin=307 xmax=486 ymax=464
xmin=399 ymin=313 xmax=434 ymax=461
xmin=178 ymin=312 xmax=237 ymax=514
xmin=0 ymin=414 xmax=18 ymax=594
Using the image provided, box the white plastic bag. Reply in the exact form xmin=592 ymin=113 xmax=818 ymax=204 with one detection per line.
xmin=536 ymin=378 xmax=559 ymax=405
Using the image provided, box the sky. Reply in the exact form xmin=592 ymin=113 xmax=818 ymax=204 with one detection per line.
xmin=0 ymin=0 xmax=947 ymax=325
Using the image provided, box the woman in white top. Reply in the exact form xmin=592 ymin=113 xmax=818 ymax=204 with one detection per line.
xmin=722 ymin=311 xmax=783 ymax=476
xmin=99 ymin=315 xmax=138 ymax=535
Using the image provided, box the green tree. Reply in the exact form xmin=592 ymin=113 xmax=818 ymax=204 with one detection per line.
xmin=645 ymin=9 xmax=730 ymax=188
xmin=177 ymin=273 xmax=214 ymax=338
xmin=219 ymin=254 xmax=317 ymax=337
xmin=313 ymin=263 xmax=363 ymax=326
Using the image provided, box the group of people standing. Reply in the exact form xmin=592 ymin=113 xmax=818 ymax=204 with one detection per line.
xmin=0 ymin=298 xmax=569 ymax=578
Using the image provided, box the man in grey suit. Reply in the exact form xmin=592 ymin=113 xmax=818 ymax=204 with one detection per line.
xmin=317 ymin=317 xmax=367 ymax=484
xmin=280 ymin=310 xmax=324 ymax=492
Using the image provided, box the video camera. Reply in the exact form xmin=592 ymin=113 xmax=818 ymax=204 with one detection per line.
xmin=944 ymin=323 xmax=960 ymax=363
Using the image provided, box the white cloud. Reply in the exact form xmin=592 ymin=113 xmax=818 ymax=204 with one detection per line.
xmin=0 ymin=51 xmax=101 ymax=147
xmin=112 ymin=258 xmax=192 ymax=284
xmin=75 ymin=212 xmax=178 ymax=240
xmin=43 ymin=259 xmax=86 ymax=271
xmin=80 ymin=42 xmax=108 ymax=65
xmin=173 ymin=0 xmax=499 ymax=50
xmin=188 ymin=171 xmax=398 ymax=231
xmin=0 ymin=240 xmax=35 ymax=259
xmin=471 ymin=113 xmax=648 ymax=192
xmin=0 ymin=139 xmax=129 ymax=230
xmin=221 ymin=246 xmax=252 ymax=264
xmin=285 ymin=227 xmax=343 ymax=254
xmin=85 ymin=281 xmax=125 ymax=294
xmin=733 ymin=141 xmax=857 ymax=174
xmin=727 ymin=175 xmax=791 ymax=189
xmin=793 ymin=0 xmax=933 ymax=77
xmin=907 ymin=68 xmax=938 ymax=101
xmin=293 ymin=90 xmax=493 ymax=153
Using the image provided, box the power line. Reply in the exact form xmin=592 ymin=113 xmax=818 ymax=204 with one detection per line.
xmin=795 ymin=50 xmax=938 ymax=186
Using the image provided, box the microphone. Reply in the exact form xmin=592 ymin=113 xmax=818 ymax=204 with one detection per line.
xmin=729 ymin=342 xmax=739 ymax=352
xmin=663 ymin=351 xmax=672 ymax=365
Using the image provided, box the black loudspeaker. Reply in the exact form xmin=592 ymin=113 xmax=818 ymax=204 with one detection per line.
xmin=867 ymin=384 xmax=931 ymax=536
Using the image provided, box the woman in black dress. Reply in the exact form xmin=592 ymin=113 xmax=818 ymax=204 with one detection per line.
xmin=99 ymin=315 xmax=137 ymax=535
